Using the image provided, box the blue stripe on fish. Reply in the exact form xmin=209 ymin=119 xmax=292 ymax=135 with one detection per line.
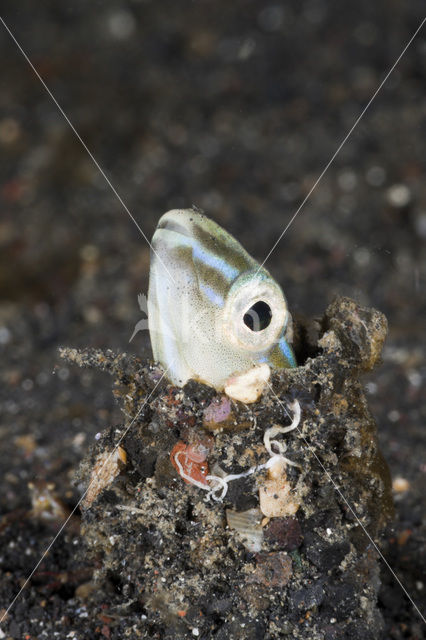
xmin=192 ymin=242 xmax=239 ymax=282
xmin=199 ymin=282 xmax=225 ymax=307
xmin=278 ymin=336 xmax=296 ymax=368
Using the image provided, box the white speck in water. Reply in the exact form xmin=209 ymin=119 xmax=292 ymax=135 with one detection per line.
xmin=22 ymin=378 xmax=34 ymax=391
xmin=365 ymin=382 xmax=377 ymax=395
xmin=366 ymin=165 xmax=386 ymax=187
xmin=73 ymin=432 xmax=86 ymax=447
xmin=107 ymin=10 xmax=136 ymax=40
xmin=192 ymin=629 xmax=200 ymax=637
xmin=95 ymin=432 xmax=102 ymax=441
xmin=338 ymin=169 xmax=357 ymax=192
xmin=388 ymin=410 xmax=400 ymax=423
xmin=84 ymin=305 xmax=102 ymax=325
xmin=386 ymin=184 xmax=411 ymax=208
xmin=407 ymin=370 xmax=422 ymax=388
xmin=80 ymin=244 xmax=99 ymax=262
xmin=354 ymin=247 xmax=370 ymax=267
xmin=258 ymin=5 xmax=285 ymax=31
xmin=238 ymin=38 xmax=256 ymax=60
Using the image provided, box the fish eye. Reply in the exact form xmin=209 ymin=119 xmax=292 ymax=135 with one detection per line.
xmin=243 ymin=300 xmax=272 ymax=332
xmin=222 ymin=271 xmax=288 ymax=353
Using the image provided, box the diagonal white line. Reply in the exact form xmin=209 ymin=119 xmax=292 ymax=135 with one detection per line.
xmin=0 ymin=362 xmax=172 ymax=625
xmin=0 ymin=15 xmax=176 ymax=285
xmin=257 ymin=16 xmax=426 ymax=272
xmin=265 ymin=379 xmax=426 ymax=625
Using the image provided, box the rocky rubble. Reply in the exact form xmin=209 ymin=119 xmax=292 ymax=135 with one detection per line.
xmin=60 ymin=296 xmax=393 ymax=639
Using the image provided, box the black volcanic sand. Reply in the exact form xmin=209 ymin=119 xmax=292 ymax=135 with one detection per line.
xmin=0 ymin=1 xmax=425 ymax=639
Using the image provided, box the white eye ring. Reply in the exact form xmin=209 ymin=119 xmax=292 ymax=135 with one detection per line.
xmin=222 ymin=271 xmax=288 ymax=352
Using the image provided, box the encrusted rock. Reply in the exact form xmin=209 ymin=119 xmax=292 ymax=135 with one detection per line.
xmin=63 ymin=296 xmax=393 ymax=640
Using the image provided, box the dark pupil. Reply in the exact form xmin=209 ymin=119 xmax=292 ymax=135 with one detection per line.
xmin=243 ymin=301 xmax=272 ymax=332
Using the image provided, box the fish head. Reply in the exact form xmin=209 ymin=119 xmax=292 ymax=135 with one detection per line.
xmin=148 ymin=209 xmax=296 ymax=389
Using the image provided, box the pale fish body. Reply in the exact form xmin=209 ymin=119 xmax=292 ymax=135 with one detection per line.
xmin=148 ymin=209 xmax=296 ymax=389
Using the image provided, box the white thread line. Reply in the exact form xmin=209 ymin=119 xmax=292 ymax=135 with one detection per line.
xmin=265 ymin=380 xmax=426 ymax=624
xmin=0 ymin=363 xmax=172 ymax=625
xmin=257 ymin=16 xmax=426 ymax=272
xmin=0 ymin=15 xmax=176 ymax=286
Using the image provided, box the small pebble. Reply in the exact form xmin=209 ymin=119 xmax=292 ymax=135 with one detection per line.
xmin=407 ymin=370 xmax=421 ymax=388
xmin=73 ymin=432 xmax=87 ymax=447
xmin=107 ymin=10 xmax=136 ymax=40
xmin=388 ymin=410 xmax=400 ymax=423
xmin=392 ymin=477 xmax=410 ymax=493
xmin=386 ymin=184 xmax=411 ymax=208
xmin=203 ymin=395 xmax=232 ymax=426
xmin=353 ymin=247 xmax=370 ymax=267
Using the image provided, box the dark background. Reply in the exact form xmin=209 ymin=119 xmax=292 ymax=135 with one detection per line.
xmin=0 ymin=0 xmax=424 ymax=637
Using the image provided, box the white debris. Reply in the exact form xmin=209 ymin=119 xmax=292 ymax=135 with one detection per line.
xmin=224 ymin=363 xmax=270 ymax=403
